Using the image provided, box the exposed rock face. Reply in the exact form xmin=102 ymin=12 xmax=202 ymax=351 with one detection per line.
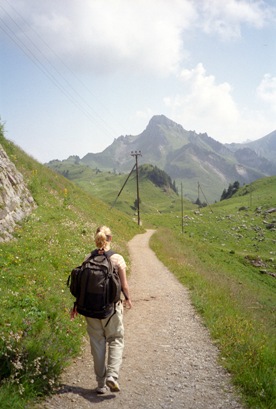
xmin=0 ymin=145 xmax=37 ymax=242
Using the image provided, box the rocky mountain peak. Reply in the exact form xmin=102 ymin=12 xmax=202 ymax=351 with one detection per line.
xmin=147 ymin=115 xmax=184 ymax=132
xmin=47 ymin=115 xmax=276 ymax=201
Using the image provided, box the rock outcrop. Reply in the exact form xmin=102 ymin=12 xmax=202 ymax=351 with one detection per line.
xmin=0 ymin=145 xmax=37 ymax=242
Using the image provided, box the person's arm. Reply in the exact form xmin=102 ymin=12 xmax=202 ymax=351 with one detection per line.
xmin=118 ymin=266 xmax=132 ymax=309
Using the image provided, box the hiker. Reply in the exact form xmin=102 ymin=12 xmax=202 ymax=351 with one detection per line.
xmin=84 ymin=225 xmax=132 ymax=394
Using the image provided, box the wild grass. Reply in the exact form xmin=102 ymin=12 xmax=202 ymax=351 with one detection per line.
xmin=46 ymin=159 xmax=187 ymax=215
xmin=1 ymin=125 xmax=275 ymax=408
xmin=149 ymin=176 xmax=276 ymax=409
xmin=0 ymin=133 xmax=141 ymax=408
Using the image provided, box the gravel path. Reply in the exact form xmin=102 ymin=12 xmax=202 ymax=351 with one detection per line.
xmin=36 ymin=229 xmax=244 ymax=409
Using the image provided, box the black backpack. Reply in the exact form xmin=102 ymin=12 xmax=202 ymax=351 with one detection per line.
xmin=67 ymin=250 xmax=121 ymax=321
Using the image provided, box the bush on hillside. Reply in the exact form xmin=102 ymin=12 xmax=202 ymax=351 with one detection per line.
xmin=140 ymin=164 xmax=178 ymax=194
xmin=220 ymin=181 xmax=240 ymax=201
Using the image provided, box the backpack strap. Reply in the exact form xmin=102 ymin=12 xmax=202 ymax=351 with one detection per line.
xmin=104 ymin=249 xmax=116 ymax=258
xmin=102 ymin=249 xmax=119 ymax=327
xmin=104 ymin=300 xmax=122 ymax=327
xmin=89 ymin=249 xmax=116 ymax=258
xmin=104 ymin=303 xmax=116 ymax=327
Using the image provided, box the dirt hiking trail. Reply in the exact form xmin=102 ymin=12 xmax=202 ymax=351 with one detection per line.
xmin=36 ymin=229 xmax=244 ymax=409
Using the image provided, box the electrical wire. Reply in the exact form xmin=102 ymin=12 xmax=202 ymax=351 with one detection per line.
xmin=0 ymin=1 xmax=124 ymax=138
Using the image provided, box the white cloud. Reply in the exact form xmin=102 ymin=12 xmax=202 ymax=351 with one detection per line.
xmin=163 ymin=63 xmax=275 ymax=142
xmin=197 ymin=0 xmax=275 ymax=40
xmin=3 ymin=0 xmax=196 ymax=76
xmin=2 ymin=0 xmax=275 ymax=151
xmin=257 ymin=74 xmax=276 ymax=112
xmin=164 ymin=63 xmax=239 ymax=136
xmin=3 ymin=0 xmax=275 ymax=76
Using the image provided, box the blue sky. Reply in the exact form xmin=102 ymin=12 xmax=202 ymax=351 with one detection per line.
xmin=0 ymin=0 xmax=275 ymax=163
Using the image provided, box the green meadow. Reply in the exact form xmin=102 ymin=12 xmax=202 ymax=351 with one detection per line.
xmin=1 ymin=125 xmax=275 ymax=408
xmin=148 ymin=177 xmax=276 ymax=409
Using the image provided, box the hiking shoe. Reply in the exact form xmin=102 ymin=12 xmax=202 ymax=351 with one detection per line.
xmin=96 ymin=385 xmax=109 ymax=394
xmin=106 ymin=376 xmax=120 ymax=392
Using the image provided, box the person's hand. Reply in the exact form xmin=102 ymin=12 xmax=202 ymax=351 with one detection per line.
xmin=70 ymin=305 xmax=78 ymax=320
xmin=124 ymin=299 xmax=132 ymax=309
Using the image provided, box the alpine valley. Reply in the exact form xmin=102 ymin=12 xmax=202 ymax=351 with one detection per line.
xmin=47 ymin=115 xmax=276 ymax=202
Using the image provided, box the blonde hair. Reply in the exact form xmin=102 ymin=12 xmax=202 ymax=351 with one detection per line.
xmin=95 ymin=226 xmax=112 ymax=249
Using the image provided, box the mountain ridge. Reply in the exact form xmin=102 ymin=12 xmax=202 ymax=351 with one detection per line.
xmin=48 ymin=115 xmax=276 ymax=201
xmin=225 ymin=129 xmax=276 ymax=164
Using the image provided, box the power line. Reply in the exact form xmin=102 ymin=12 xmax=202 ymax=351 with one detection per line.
xmin=0 ymin=15 xmax=102 ymax=128
xmin=0 ymin=1 xmax=122 ymax=137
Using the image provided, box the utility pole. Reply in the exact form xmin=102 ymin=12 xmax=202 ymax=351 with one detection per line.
xmin=180 ymin=182 xmax=183 ymax=233
xmin=198 ymin=181 xmax=213 ymax=213
xmin=110 ymin=163 xmax=136 ymax=210
xmin=131 ymin=150 xmax=142 ymax=225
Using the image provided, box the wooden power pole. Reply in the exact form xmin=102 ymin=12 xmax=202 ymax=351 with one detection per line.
xmin=131 ymin=150 xmax=142 ymax=225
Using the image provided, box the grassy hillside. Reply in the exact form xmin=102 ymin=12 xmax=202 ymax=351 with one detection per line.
xmin=1 ymin=123 xmax=275 ymax=408
xmin=149 ymin=176 xmax=276 ymax=409
xmin=46 ymin=159 xmax=193 ymax=216
xmin=0 ymin=131 xmax=142 ymax=408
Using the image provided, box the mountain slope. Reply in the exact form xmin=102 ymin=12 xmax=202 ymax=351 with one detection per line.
xmin=48 ymin=115 xmax=276 ymax=202
xmin=226 ymin=130 xmax=276 ymax=164
xmin=82 ymin=115 xmax=192 ymax=171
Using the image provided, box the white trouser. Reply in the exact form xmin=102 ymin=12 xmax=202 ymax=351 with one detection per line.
xmin=86 ymin=302 xmax=124 ymax=387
